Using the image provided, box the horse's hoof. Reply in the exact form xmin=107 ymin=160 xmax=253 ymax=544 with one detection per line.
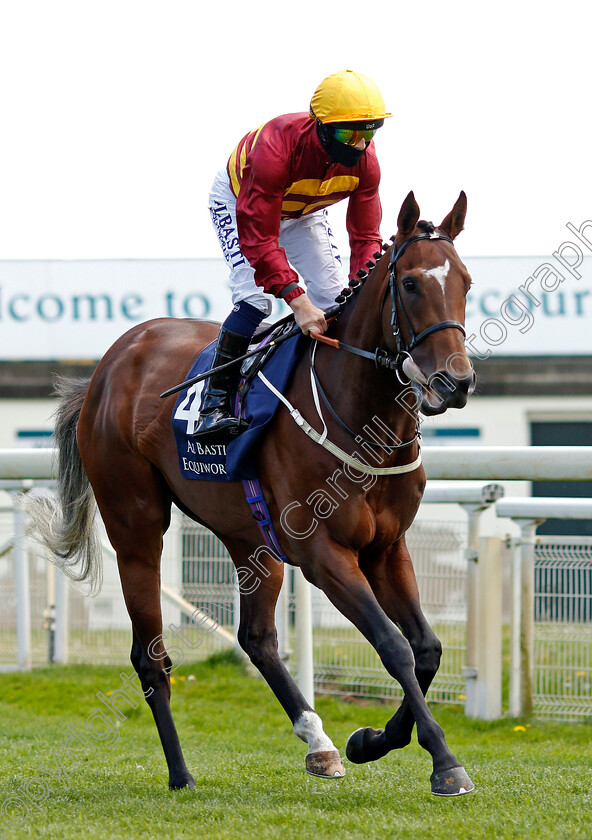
xmin=345 ymin=727 xmax=388 ymax=764
xmin=306 ymin=749 xmax=346 ymax=779
xmin=169 ymin=773 xmax=196 ymax=790
xmin=431 ymin=766 xmax=475 ymax=796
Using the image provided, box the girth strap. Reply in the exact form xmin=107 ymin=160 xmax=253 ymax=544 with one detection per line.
xmin=242 ymin=477 xmax=289 ymax=563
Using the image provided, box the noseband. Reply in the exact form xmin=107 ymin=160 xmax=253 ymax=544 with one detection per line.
xmin=388 ymin=231 xmax=466 ymax=357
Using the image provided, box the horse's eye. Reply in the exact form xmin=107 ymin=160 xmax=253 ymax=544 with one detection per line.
xmin=402 ymin=278 xmax=416 ymax=293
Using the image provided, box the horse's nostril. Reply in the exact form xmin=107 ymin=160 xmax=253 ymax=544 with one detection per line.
xmin=428 ymin=370 xmax=473 ymax=408
xmin=429 ymin=371 xmax=457 ymax=396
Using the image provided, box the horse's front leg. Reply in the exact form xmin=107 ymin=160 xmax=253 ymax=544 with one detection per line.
xmin=304 ymin=540 xmax=473 ymax=796
xmin=229 ymin=539 xmax=345 ymax=779
xmin=346 ymin=537 xmax=444 ymax=762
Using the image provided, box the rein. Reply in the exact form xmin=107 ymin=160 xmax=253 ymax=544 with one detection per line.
xmin=309 ymin=331 xmax=399 ymax=371
xmin=308 ymin=342 xmax=419 ymax=453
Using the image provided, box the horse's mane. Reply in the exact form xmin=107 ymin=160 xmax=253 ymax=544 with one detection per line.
xmin=417 ymin=220 xmax=436 ymax=234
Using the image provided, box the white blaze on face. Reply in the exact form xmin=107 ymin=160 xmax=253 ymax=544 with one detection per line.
xmin=423 ymin=259 xmax=450 ymax=292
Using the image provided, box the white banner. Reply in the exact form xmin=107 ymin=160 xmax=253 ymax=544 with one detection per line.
xmin=0 ymin=259 xmax=285 ymax=361
xmin=464 ymin=254 xmax=592 ymax=359
xmin=0 ymin=253 xmax=591 ymax=360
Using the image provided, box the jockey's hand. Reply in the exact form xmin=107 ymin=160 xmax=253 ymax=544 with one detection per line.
xmin=289 ymin=294 xmax=328 ymax=335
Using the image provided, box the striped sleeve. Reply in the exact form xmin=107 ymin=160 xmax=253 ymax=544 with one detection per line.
xmin=346 ymin=146 xmax=383 ymax=279
xmin=233 ymin=124 xmax=301 ymax=298
xmin=227 ymin=125 xmax=265 ymax=198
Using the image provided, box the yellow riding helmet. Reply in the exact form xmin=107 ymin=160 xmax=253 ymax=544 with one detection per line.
xmin=310 ymin=69 xmax=391 ymax=124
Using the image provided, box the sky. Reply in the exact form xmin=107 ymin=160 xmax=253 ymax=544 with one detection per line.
xmin=1 ymin=0 xmax=591 ymax=262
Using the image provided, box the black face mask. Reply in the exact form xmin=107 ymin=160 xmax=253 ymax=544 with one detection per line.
xmin=316 ymin=122 xmax=365 ymax=168
xmin=325 ymin=136 xmax=366 ymax=167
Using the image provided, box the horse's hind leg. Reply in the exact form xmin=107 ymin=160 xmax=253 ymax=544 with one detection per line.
xmin=230 ymin=540 xmax=345 ymax=778
xmin=87 ymin=456 xmax=195 ymax=790
xmin=120 ymin=556 xmax=195 ymax=790
xmin=347 ymin=538 xmax=443 ymax=763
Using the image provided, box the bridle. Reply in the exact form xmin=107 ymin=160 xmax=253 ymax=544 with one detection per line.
xmin=303 ymin=228 xmax=470 ymax=453
xmin=253 ymin=228 xmax=472 ymax=468
xmin=253 ymin=226 xmax=473 ymax=471
xmin=387 ymin=230 xmax=466 ymax=363
xmin=313 ymin=228 xmax=467 ymax=385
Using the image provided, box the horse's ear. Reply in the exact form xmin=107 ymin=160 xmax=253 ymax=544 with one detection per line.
xmin=439 ymin=191 xmax=467 ymax=240
xmin=397 ymin=191 xmax=420 ymax=238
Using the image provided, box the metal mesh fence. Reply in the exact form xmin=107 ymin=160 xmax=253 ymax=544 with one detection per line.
xmin=0 ymin=505 xmax=235 ymax=669
xmin=2 ymin=508 xmax=469 ymax=702
xmin=0 ymin=518 xmax=54 ymax=668
xmin=180 ymin=525 xmax=235 ymax=630
xmin=175 ymin=516 xmax=469 ymax=705
xmin=58 ymin=518 xmax=236 ymax=666
xmin=0 ymin=543 xmax=18 ymax=667
xmin=3 ymin=501 xmax=592 ymax=721
xmin=305 ymin=519 xmax=468 ymax=704
xmin=534 ymin=538 xmax=592 ymax=721
xmin=63 ymin=573 xmax=133 ymax=666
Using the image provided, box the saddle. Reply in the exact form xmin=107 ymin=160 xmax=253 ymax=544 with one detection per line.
xmin=236 ymin=318 xmax=300 ymax=418
xmin=171 ymin=320 xmax=305 ymax=483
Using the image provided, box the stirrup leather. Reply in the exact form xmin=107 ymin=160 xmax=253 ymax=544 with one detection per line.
xmin=191 ymin=327 xmax=251 ymax=441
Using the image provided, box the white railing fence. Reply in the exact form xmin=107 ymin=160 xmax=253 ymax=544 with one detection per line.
xmin=1 ymin=447 xmax=591 ymax=722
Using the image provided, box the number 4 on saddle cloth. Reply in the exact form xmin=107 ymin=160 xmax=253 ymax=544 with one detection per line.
xmin=172 ymin=322 xmax=306 ymax=483
xmin=172 ymin=322 xmax=306 ymax=564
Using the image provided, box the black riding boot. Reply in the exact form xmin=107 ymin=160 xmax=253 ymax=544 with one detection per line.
xmin=191 ymin=327 xmax=251 ymax=442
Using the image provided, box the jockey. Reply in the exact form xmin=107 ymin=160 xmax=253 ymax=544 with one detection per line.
xmin=193 ymin=69 xmax=391 ymax=442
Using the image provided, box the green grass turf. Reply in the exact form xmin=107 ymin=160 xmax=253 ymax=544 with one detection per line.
xmin=0 ymin=652 xmax=590 ymax=840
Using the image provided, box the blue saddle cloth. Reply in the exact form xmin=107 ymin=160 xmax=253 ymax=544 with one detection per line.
xmin=172 ymin=330 xmax=305 ymax=481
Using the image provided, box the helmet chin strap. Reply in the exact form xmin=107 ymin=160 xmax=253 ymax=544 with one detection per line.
xmin=315 ymin=121 xmax=365 ymax=168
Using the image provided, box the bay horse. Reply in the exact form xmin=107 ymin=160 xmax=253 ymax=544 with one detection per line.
xmin=29 ymin=191 xmax=476 ymax=796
